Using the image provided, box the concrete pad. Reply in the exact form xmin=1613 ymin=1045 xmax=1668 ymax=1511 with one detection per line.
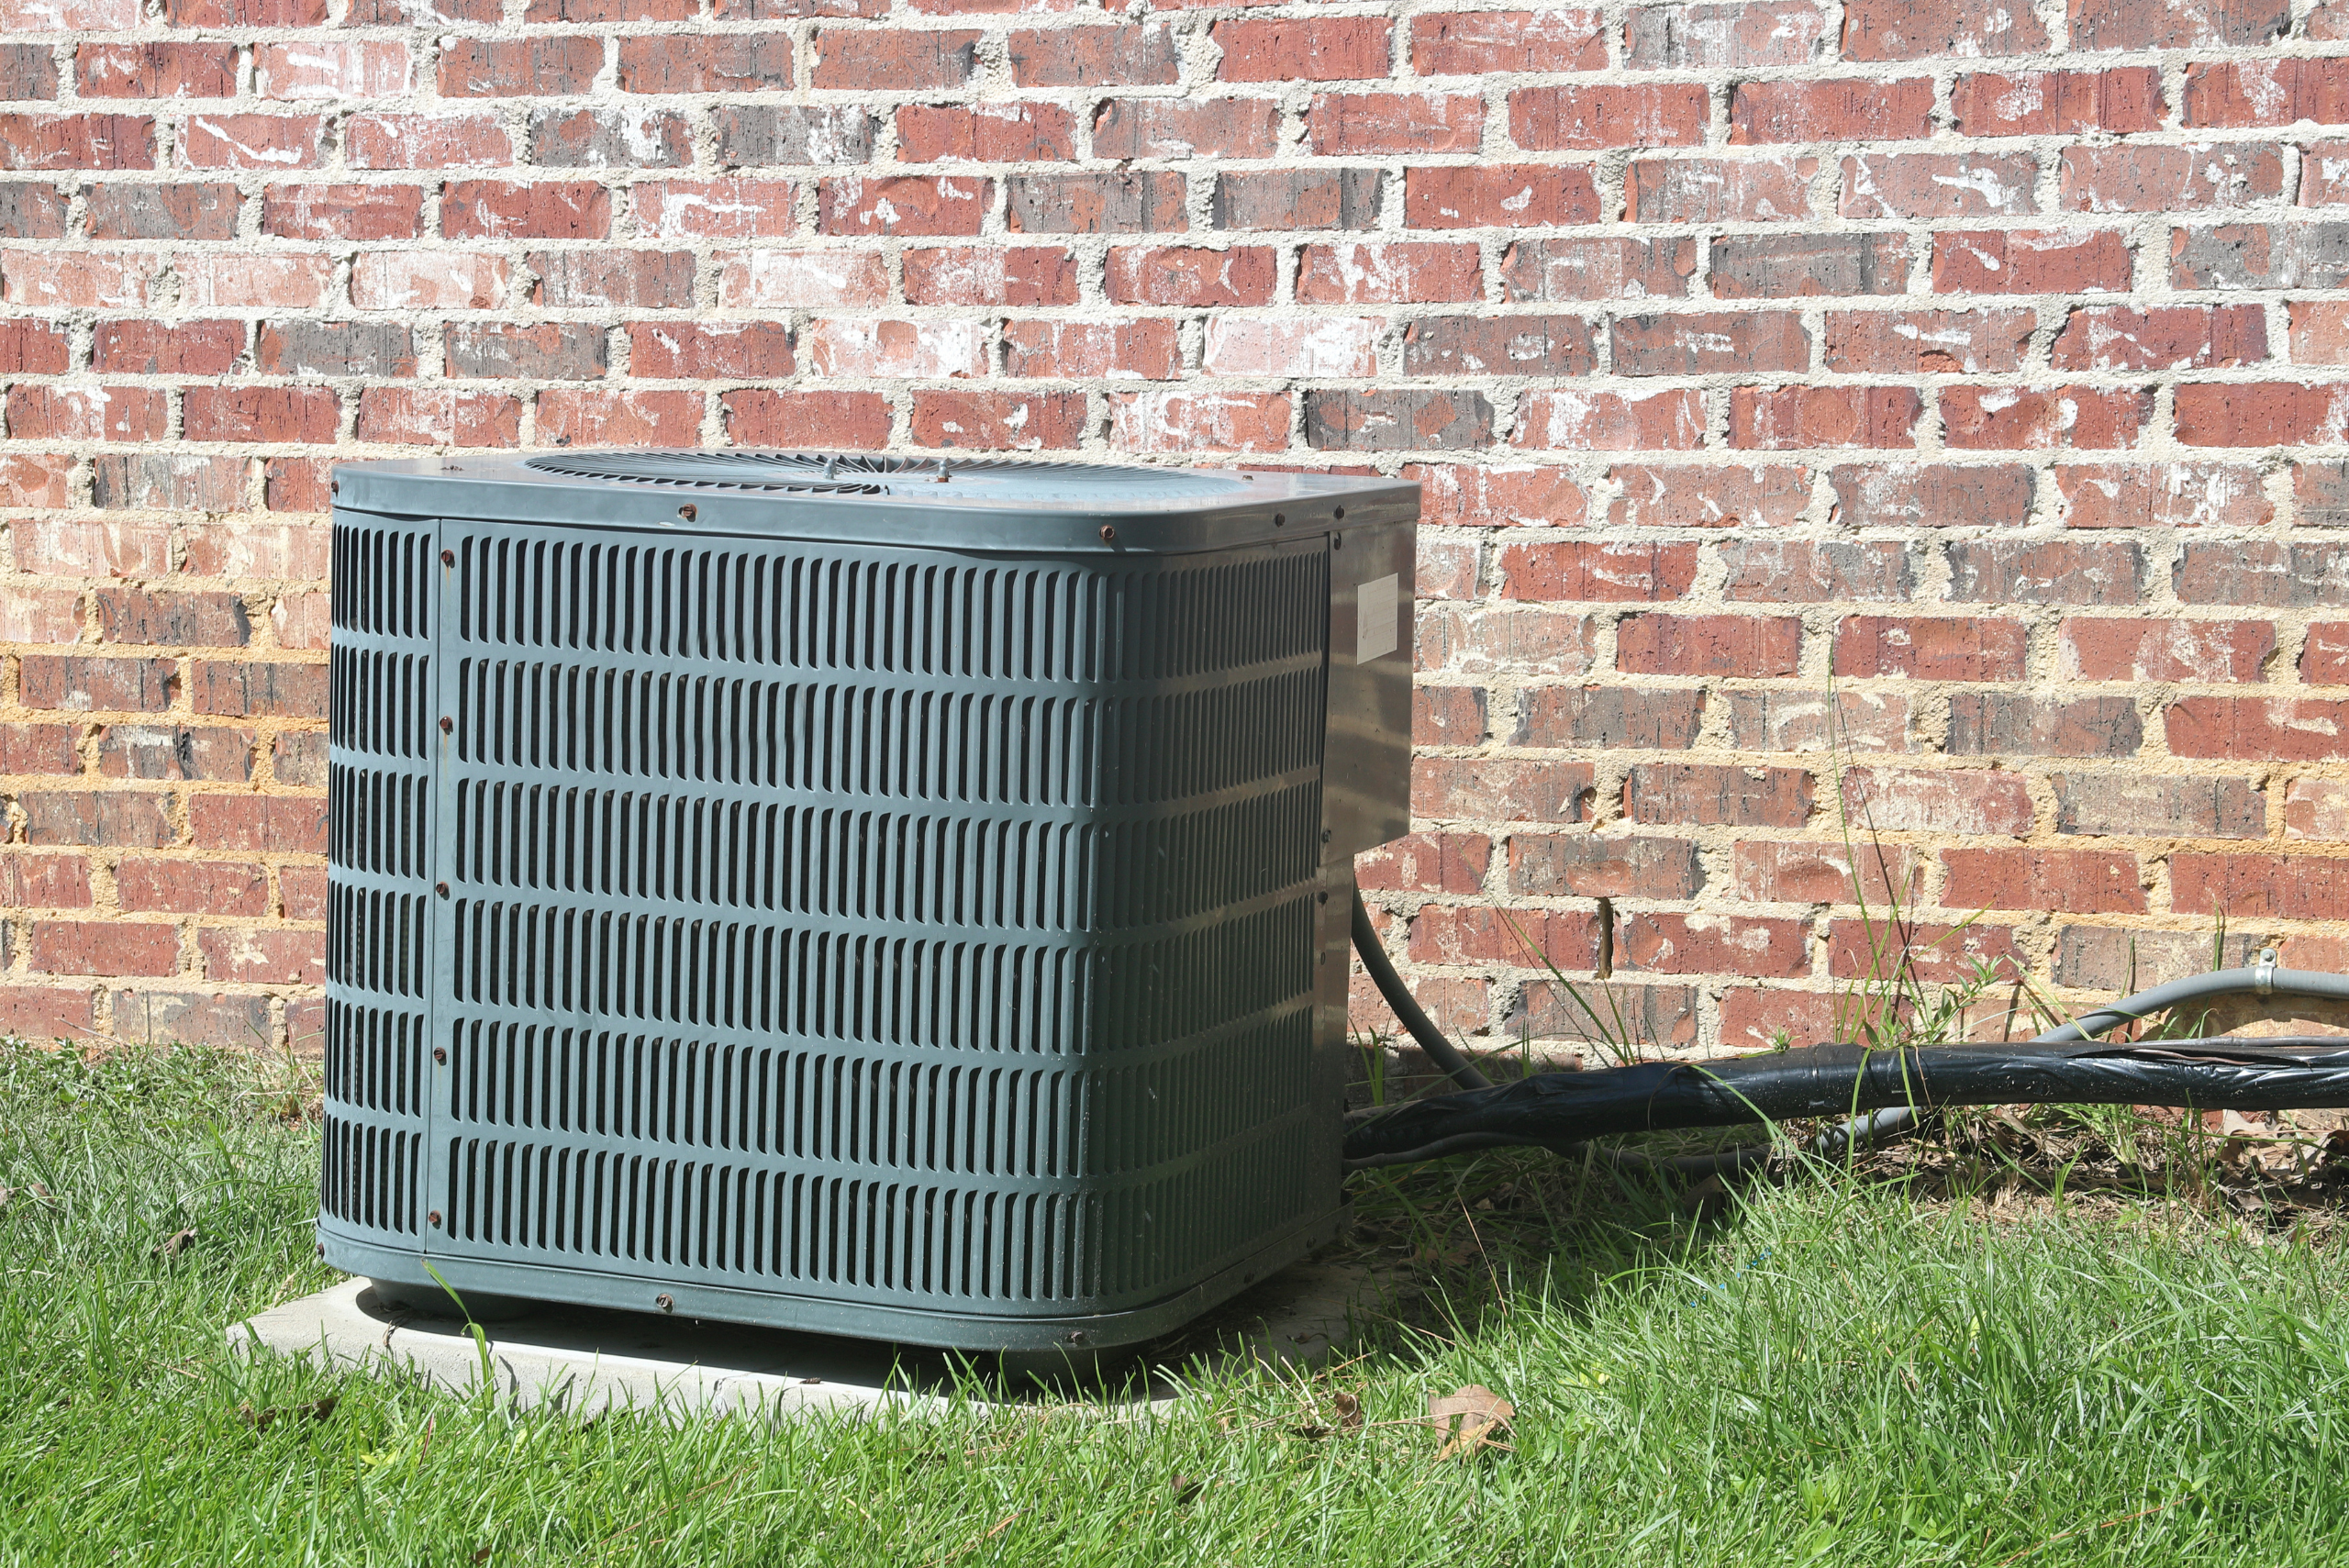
xmin=229 ymin=1261 xmax=1390 ymax=1420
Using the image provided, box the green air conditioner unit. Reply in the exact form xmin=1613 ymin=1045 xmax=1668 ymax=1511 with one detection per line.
xmin=320 ymin=451 xmax=1416 ymax=1352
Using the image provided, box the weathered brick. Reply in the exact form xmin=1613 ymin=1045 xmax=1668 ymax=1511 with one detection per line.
xmin=1943 ymin=385 xmax=2150 ymax=450
xmin=28 ymin=920 xmax=178 ymax=977
xmin=21 ymin=790 xmax=169 ymax=848
xmin=1214 ymin=17 xmax=1392 ymax=83
xmin=2172 ymin=224 xmax=2349 ymax=290
xmin=1934 ymin=228 xmax=2132 ymax=295
xmin=447 ymin=322 xmax=607 ymax=381
xmin=255 ymin=319 xmax=414 ymax=379
xmin=6 ymin=384 xmax=165 ymax=441
xmin=1721 ymin=539 xmax=1919 ymax=603
xmin=1625 ymin=763 xmax=1812 ymax=828
xmin=1606 ymin=463 xmax=1810 ymax=528
xmin=902 ymin=246 xmax=1074 ymax=306
xmin=1947 ymin=692 xmax=2141 ymax=758
xmin=1358 ymin=831 xmax=1492 ymax=895
xmin=626 ymin=320 xmax=790 ymax=379
xmin=1107 ymin=245 xmax=1276 ymax=306
xmin=1515 ymin=388 xmax=1703 ymax=450
xmin=711 ymin=105 xmax=877 ymax=167
xmin=1102 ymin=97 xmax=1281 ymax=161
xmin=443 ymin=180 xmax=609 ymax=240
xmin=182 ymin=386 xmax=340 ymax=444
xmin=0 ymin=113 xmax=153 ymax=170
xmin=1830 ymin=463 xmax=2033 ymax=528
xmin=911 ymin=389 xmax=1085 ymax=450
xmin=2073 ymin=0 xmax=2285 ymax=50
xmin=1509 ymin=834 xmax=1700 ymax=898
xmin=1414 ymin=685 xmax=1487 ymax=747
xmin=2053 ymin=306 xmax=2266 ymax=373
xmin=530 ymin=250 xmax=693 ymax=308
xmin=898 ymin=103 xmax=1072 ymax=164
xmin=0 ymin=43 xmax=55 ymax=100
xmin=1404 ymin=165 xmax=1596 ymax=229
xmin=1949 ymin=68 xmax=2162 ymax=136
xmin=804 ymin=317 xmax=984 ymax=379
xmin=536 ymin=389 xmax=701 ymax=449
xmin=1503 ymin=237 xmax=1697 ymax=302
xmin=820 ymin=175 xmax=990 ymax=237
xmin=1826 ymin=917 xmax=2022 ymax=984
xmin=1414 ymin=757 xmax=1594 ymax=822
xmin=1297 ymin=241 xmax=1480 ymax=305
xmin=1733 ymin=840 xmax=1917 ymax=906
xmin=1418 ymin=605 xmax=1598 ymax=675
xmin=1410 ymin=462 xmax=1586 ymax=527
xmin=1730 ymin=78 xmax=1932 ymax=142
xmin=1013 ymin=171 xmax=1186 ymax=233
xmin=95 ymin=724 xmax=252 ymax=781
xmin=253 ymin=39 xmax=407 ymax=100
xmin=94 ymin=588 xmax=250 ymax=647
xmin=1832 ymin=617 xmax=2028 ymax=681
xmin=1614 ymin=311 xmax=1809 ymax=376
xmin=2176 ymin=542 xmax=2349 ymax=607
xmin=1517 ymin=686 xmax=1702 ymax=749
xmin=720 ymin=389 xmax=890 ymax=449
xmin=2056 ymin=773 xmax=2265 ymax=839
xmin=1305 ymin=92 xmax=1479 ymax=155
xmin=1306 ymin=389 xmax=1489 ymax=452
xmin=2176 ymin=383 xmax=2349 ymax=447
xmin=2059 ymin=617 xmax=2274 ymax=683
xmin=197 ymin=927 xmax=321 ymax=986
xmin=1711 ymin=232 xmax=1907 ymax=299
xmin=1509 ymin=84 xmax=1709 ymax=150
xmin=1730 ymin=385 xmax=1921 ymax=449
xmin=2056 ymin=463 xmax=2271 ymax=529
xmin=21 ymin=654 xmax=174 ymax=712
xmin=1625 ymin=155 xmax=1815 ymax=224
xmin=616 ymin=34 xmax=793 ymax=94
xmin=1409 ymin=906 xmax=1597 ymax=970
xmin=1413 ymin=8 xmax=1606 ymax=72
xmin=1841 ymin=152 xmax=2038 ymax=219
xmin=115 ymin=858 xmax=266 ymax=917
xmin=91 ymin=453 xmax=248 ymax=510
xmin=2183 ymin=59 xmax=2349 ymax=128
xmin=1948 ymin=538 xmax=2143 ymax=606
xmin=1627 ymin=2 xmax=1827 ymax=68
xmin=354 ymin=387 xmax=521 ymax=447
xmin=0 ymin=181 xmax=61 ymax=237
xmin=2060 ymin=143 xmax=2285 ymax=213
xmin=262 ymin=183 xmax=422 ymax=241
xmin=1110 ymin=390 xmax=1289 ymax=454
xmin=529 ymin=107 xmax=691 ymax=170
xmin=1616 ymin=613 xmax=1801 ymax=676
xmin=1843 ymin=764 xmax=2032 ymax=836
xmin=2166 ymin=695 xmax=2349 ymax=762
xmin=1201 ymin=317 xmax=1375 ymax=378
xmin=1007 ymin=26 xmax=1176 ymax=87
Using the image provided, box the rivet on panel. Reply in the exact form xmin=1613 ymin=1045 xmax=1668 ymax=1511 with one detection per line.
xmin=435 ymin=882 xmax=450 ymax=898
xmin=433 ymin=1047 xmax=448 ymax=1065
xmin=440 ymin=549 xmax=455 ymax=567
xmin=1333 ymin=507 xmax=1345 ymax=521
xmin=656 ymin=1293 xmax=675 ymax=1313
xmin=677 ymin=505 xmax=696 ymax=521
xmin=1272 ymin=513 xmax=1285 ymax=527
xmin=439 ymin=716 xmax=453 ymax=733
xmin=1099 ymin=525 xmax=1116 ymax=541
xmin=428 ymin=1210 xmax=442 ymax=1228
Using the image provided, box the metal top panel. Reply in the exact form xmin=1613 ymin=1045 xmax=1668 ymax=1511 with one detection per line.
xmin=334 ymin=451 xmax=1419 ymax=554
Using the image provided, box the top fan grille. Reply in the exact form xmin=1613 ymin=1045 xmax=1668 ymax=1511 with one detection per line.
xmin=522 ymin=450 xmax=1251 ymax=502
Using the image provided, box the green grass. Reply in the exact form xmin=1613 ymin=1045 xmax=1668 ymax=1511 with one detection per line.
xmin=6 ymin=1040 xmax=2349 ymax=1566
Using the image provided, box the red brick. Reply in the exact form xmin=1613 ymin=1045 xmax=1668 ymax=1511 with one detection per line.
xmin=1024 ymin=171 xmax=1188 ymax=233
xmin=168 ymin=0 xmax=325 ymax=22
xmin=2166 ymin=695 xmax=2349 ymax=762
xmin=442 ymin=180 xmax=609 ymax=240
xmin=0 ymin=852 xmax=92 ymax=909
xmin=443 ymin=321 xmax=601 ymax=381
xmin=440 ymin=36 xmax=601 ymax=97
xmin=2053 ymin=305 xmax=2266 ymax=372
xmin=1348 ymin=973 xmax=1489 ymax=1041
xmin=1098 ymin=97 xmax=1282 ymax=161
xmin=714 ymin=250 xmax=890 ymax=308
xmin=1305 ymin=91 xmax=1480 ymax=155
xmin=1106 ymin=245 xmax=1276 ymax=306
xmin=2310 ymin=623 xmax=2349 ymax=684
xmin=1625 ymin=155 xmax=1816 ymax=224
xmin=1606 ymin=464 xmax=1809 ymax=528
xmin=2295 ymin=141 xmax=2349 ymax=206
xmin=1409 ymin=906 xmax=1597 ymax=970
xmin=1418 ymin=606 xmax=1598 ymax=675
xmin=78 ymin=42 xmax=236 ymax=98
xmin=1412 ymin=8 xmax=1605 ymax=72
xmin=1357 ymin=831 xmax=1491 ymax=895
xmin=1626 ymin=2 xmax=1830 ymax=67
xmin=1515 ymin=388 xmax=1704 ymax=450
xmin=6 ymin=384 xmax=165 ymax=441
xmin=1710 ymin=232 xmax=1907 ymax=299
xmin=810 ymin=28 xmax=978 ymax=90
xmin=902 ymin=246 xmax=1076 ymax=306
xmin=1007 ymin=26 xmax=1177 ymax=87
xmin=2054 ymin=463 xmax=2271 ymax=529
xmin=1949 ymin=68 xmax=2162 ymax=136
xmin=0 ymin=317 xmax=67 ymax=373
xmin=182 ymin=386 xmax=340 ymax=444
xmin=2060 ymin=142 xmax=2285 ymax=213
xmin=1620 ymin=913 xmax=1809 ymax=979
xmin=270 ymin=588 xmax=328 ymax=646
xmin=1004 ymin=318 xmax=1177 ymax=380
xmin=28 ymin=920 xmax=178 ymax=978
xmin=3 ymin=250 xmax=159 ymax=307
xmin=253 ymin=39 xmax=408 ymax=101
xmin=2176 ymin=384 xmax=2349 ymax=447
xmin=1943 ymin=847 xmax=2144 ymax=915
xmin=0 ymin=113 xmax=152 ymax=170
xmin=190 ymin=661 xmax=324 ymax=720
xmin=2172 ymin=854 xmax=2349 ymax=919
xmin=1517 ymin=686 xmax=1698 ymax=749
xmin=280 ymin=864 xmax=325 ymax=921
xmin=1731 ymin=79 xmax=1932 ymax=143
xmin=819 ymin=174 xmax=989 ymax=236
xmin=115 ymin=858 xmax=266 ymax=916
xmin=911 ymin=389 xmax=1085 ymax=451
xmin=0 ymin=720 xmax=72 ymax=770
xmin=626 ymin=320 xmax=793 ymax=379
xmin=0 ymin=587 xmax=78 ymax=643
xmin=0 ymin=451 xmax=71 ymax=506
xmin=803 ymin=317 xmax=983 ymax=378
xmin=2184 ymin=60 xmax=2349 ymax=129
xmin=2075 ymin=0 xmax=2287 ymax=50
xmin=1498 ymin=540 xmax=1697 ymax=603
xmin=1412 ymin=463 xmax=1586 ymax=528
xmin=0 ymin=41 xmax=57 ymax=98
xmin=354 ymin=387 xmax=521 ymax=447
xmin=198 ymin=927 xmax=321 ymax=986
xmin=1405 ymin=165 xmax=1598 ymax=228
xmin=1624 ymin=763 xmax=1812 ymax=828
xmin=1730 ymin=385 xmax=1921 ymax=449
xmin=90 ymin=453 xmax=247 ymax=511
xmin=2289 ymin=301 xmax=2349 ymax=366
xmin=616 ymin=34 xmax=794 ymax=94
xmin=262 ymin=183 xmax=422 ymax=241
xmin=1933 ymin=228 xmax=2132 ymax=295
xmin=898 ymin=103 xmax=1073 ymax=163
xmin=1941 ymin=385 xmax=2150 ymax=450
xmin=1733 ymin=840 xmax=1919 ymax=906
xmin=0 ymin=985 xmax=93 ymax=1041
xmin=1507 ymin=834 xmax=1701 ymax=899
xmin=1110 ymin=390 xmax=1290 ymax=454
xmin=94 ymin=588 xmax=248 ymax=646
xmin=1840 ymin=151 xmax=2038 ymax=219
xmin=1297 ymin=241 xmax=1480 ymax=305
xmin=1719 ymin=987 xmax=1844 ymax=1052
xmin=184 ymin=795 xmax=324 ymax=853
xmin=350 ymin=251 xmax=507 ymax=310
xmin=1842 ymin=0 xmax=2046 ymax=59
xmin=21 ymin=790 xmax=170 ymax=848
xmin=15 ymin=520 xmax=166 ymax=583
xmin=1509 ymin=84 xmax=1709 ymax=150
xmin=1843 ymin=764 xmax=2032 ymax=837
xmin=1824 ymin=308 xmax=2032 ymax=374
xmin=1502 ymin=237 xmax=1698 ymax=301
xmin=1722 ymin=539 xmax=1918 ymax=603
xmin=178 ymin=114 xmax=324 ymax=171
xmin=1211 ymin=317 xmax=1380 ymax=377
xmin=719 ymin=389 xmax=891 ymax=448
xmin=1825 ymin=918 xmax=2022 ymax=984
xmin=1833 ymin=617 xmax=2027 ymax=681
xmin=1214 ymin=17 xmax=1391 ymax=83
xmin=536 ymin=389 xmax=702 ymax=449
xmin=1947 ymin=539 xmax=2143 ymax=606
xmin=1414 ymin=757 xmax=1594 ymax=822
xmin=1616 ymin=614 xmax=1801 ymax=676
xmin=1415 ymin=685 xmax=1488 ymax=747
xmin=344 ymin=112 xmax=511 ymax=172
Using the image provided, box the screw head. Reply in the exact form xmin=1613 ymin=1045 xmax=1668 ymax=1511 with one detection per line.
xmin=1333 ymin=506 xmax=1345 ymax=521
xmin=655 ymin=1293 xmax=674 ymax=1313
xmin=1099 ymin=525 xmax=1116 ymax=542
xmin=440 ymin=549 xmax=455 ymax=567
xmin=1272 ymin=513 xmax=1286 ymax=528
xmin=435 ymin=882 xmax=450 ymax=898
xmin=439 ymin=716 xmax=453 ymax=734
xmin=677 ymin=504 xmax=696 ymax=521
xmin=428 ymin=1210 xmax=442 ymax=1228
xmin=432 ymin=1047 xmax=448 ymax=1064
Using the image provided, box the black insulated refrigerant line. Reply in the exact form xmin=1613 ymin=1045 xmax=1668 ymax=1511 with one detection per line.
xmin=1345 ymin=891 xmax=2349 ymax=1172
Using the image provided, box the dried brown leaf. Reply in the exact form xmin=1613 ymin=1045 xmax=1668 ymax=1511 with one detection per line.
xmin=154 ymin=1228 xmax=197 ymax=1258
xmin=1427 ymin=1384 xmax=1514 ymax=1461
xmin=1331 ymin=1390 xmax=1364 ymax=1432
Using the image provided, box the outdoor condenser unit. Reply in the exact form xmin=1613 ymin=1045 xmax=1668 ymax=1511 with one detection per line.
xmin=320 ymin=451 xmax=1416 ymax=1351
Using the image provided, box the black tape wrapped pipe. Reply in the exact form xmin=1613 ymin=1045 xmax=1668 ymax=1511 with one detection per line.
xmin=1341 ymin=1038 xmax=2349 ymax=1165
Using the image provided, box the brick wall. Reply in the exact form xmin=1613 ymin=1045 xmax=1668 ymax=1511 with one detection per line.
xmin=0 ymin=0 xmax=2343 ymax=1057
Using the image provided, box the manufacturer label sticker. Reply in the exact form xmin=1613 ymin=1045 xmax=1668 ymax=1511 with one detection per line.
xmin=1356 ymin=573 xmax=1399 ymax=662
